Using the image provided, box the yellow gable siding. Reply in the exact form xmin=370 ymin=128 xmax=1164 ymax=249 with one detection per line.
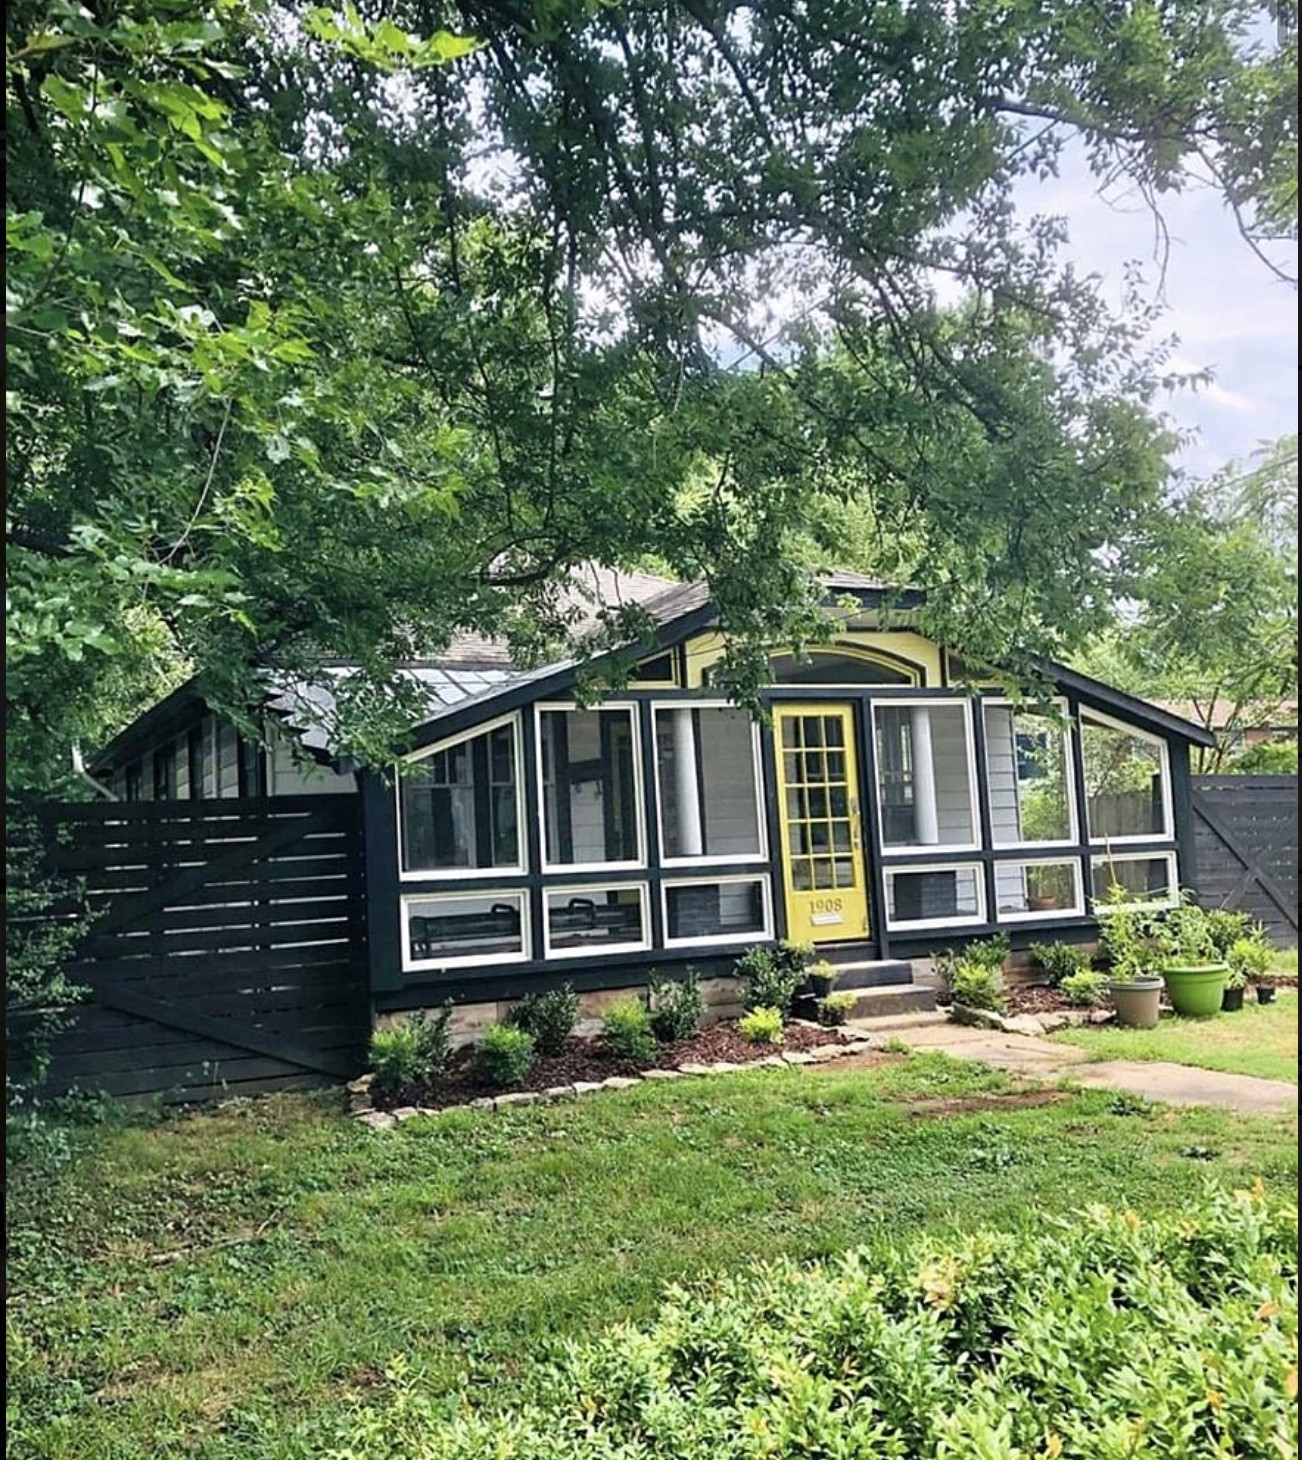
xmin=681 ymin=628 xmax=945 ymax=688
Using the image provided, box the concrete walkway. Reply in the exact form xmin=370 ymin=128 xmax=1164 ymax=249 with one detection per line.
xmin=856 ymin=1017 xmax=1299 ymax=1117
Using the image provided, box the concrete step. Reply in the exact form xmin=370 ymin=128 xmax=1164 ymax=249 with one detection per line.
xmin=845 ymin=983 xmax=939 ymax=1021
xmin=823 ymin=958 xmax=913 ymax=990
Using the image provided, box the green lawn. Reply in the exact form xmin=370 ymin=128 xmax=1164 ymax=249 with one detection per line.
xmin=7 ymin=1054 xmax=1299 ymax=1460
xmin=1053 ymin=989 xmax=1299 ymax=1082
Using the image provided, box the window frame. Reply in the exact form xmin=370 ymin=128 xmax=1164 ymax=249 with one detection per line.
xmin=651 ymin=700 xmax=768 ymax=869
xmin=400 ymin=888 xmax=531 ymax=972
xmin=396 ymin=712 xmax=528 ymax=882
xmin=882 ymin=860 xmax=988 ymax=933
xmin=1080 ymin=707 xmax=1174 ymax=846
xmin=542 ymin=881 xmax=652 ymax=959
xmin=1089 ymin=851 xmax=1180 ymax=912
xmin=872 ymin=697 xmax=983 ymax=857
xmin=981 ymin=697 xmax=1079 ymax=850
xmin=535 ymin=702 xmax=647 ymax=874
xmin=992 ymin=856 xmax=1087 ymax=924
xmin=660 ymin=873 xmax=774 ymax=948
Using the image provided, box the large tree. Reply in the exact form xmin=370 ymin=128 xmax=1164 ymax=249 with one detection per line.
xmin=6 ymin=0 xmax=1297 ymax=782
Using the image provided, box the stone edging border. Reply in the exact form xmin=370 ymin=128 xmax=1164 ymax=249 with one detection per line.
xmin=949 ymin=1004 xmax=1114 ymax=1037
xmin=348 ymin=1034 xmax=877 ymax=1131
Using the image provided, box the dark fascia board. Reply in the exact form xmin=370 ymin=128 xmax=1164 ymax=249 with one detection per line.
xmin=1042 ymin=660 xmax=1217 ymax=748
xmin=87 ymin=678 xmax=206 ymax=774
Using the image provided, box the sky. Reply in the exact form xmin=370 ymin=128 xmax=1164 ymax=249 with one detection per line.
xmin=1016 ymin=148 xmax=1298 ymax=483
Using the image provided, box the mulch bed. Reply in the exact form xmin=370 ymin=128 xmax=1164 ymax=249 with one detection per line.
xmin=373 ymin=1019 xmax=842 ymax=1111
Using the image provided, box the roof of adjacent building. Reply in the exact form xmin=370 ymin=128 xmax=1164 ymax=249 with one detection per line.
xmin=1151 ymin=699 xmax=1299 ymax=732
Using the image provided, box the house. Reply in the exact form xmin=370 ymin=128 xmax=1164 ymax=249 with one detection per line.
xmin=88 ymin=571 xmax=1215 ymax=1031
xmin=1152 ymin=700 xmax=1299 ymax=760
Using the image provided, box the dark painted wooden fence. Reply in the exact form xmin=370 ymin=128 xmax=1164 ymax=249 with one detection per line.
xmin=33 ymin=795 xmax=370 ymax=1104
xmin=1190 ymin=775 xmax=1298 ymax=947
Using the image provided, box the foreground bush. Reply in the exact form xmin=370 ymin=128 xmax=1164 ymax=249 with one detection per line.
xmin=328 ymin=1185 xmax=1297 ymax=1457
xmin=506 ymin=986 xmax=580 ymax=1056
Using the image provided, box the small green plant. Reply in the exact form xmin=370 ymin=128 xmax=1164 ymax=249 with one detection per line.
xmin=774 ymin=940 xmax=815 ymax=978
xmin=601 ymin=999 xmax=657 ymax=1062
xmin=736 ymin=946 xmax=803 ymax=1018
xmin=646 ymin=968 xmax=707 ymax=1043
xmin=506 ymin=985 xmax=580 ymax=1056
xmin=1228 ymin=929 xmax=1274 ymax=985
xmin=1029 ymin=940 xmax=1091 ymax=986
xmin=368 ymin=1006 xmax=453 ymax=1093
xmin=816 ymin=991 xmax=858 ymax=1027
xmin=1205 ymin=908 xmax=1251 ymax=959
xmin=950 ymin=960 xmax=1006 ymax=1013
xmin=962 ymin=934 xmax=1010 ymax=972
xmin=1094 ymin=882 xmax=1160 ymax=980
xmin=1151 ymin=892 xmax=1221 ymax=965
xmin=475 ymin=1023 xmax=536 ymax=1088
xmin=882 ymin=1036 xmax=910 ymax=1054
xmin=738 ymin=1006 xmax=785 ymax=1044
xmin=1059 ymin=969 xmax=1108 ymax=1007
xmin=807 ymin=960 xmax=839 ymax=996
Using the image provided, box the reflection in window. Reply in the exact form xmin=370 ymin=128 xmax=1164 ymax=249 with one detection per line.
xmin=405 ymin=892 xmax=526 ymax=966
xmin=874 ymin=703 xmax=976 ymax=848
xmin=884 ymin=865 xmax=984 ymax=927
xmin=664 ymin=878 xmax=768 ymax=943
xmin=1090 ymin=854 xmax=1178 ymax=905
xmin=401 ymin=721 xmax=520 ymax=873
xmin=656 ymin=707 xmax=762 ymax=860
xmin=770 ymin=650 xmax=915 ymax=685
xmin=994 ymin=859 xmax=1083 ymax=918
xmin=540 ymin=708 xmax=640 ymax=865
xmin=545 ymin=885 xmax=647 ymax=952
xmin=983 ymin=704 xmax=1073 ymax=845
xmin=1082 ymin=716 xmax=1168 ymax=840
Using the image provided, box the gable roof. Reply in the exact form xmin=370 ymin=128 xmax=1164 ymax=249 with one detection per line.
xmin=89 ymin=567 xmax=1215 ymax=771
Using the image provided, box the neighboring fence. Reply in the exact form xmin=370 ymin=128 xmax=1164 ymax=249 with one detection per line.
xmin=1190 ymin=775 xmax=1298 ymax=948
xmin=33 ymin=795 xmax=370 ymax=1104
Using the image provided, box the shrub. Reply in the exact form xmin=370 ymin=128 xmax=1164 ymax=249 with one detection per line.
xmin=950 ymin=960 xmax=1005 ymax=1012
xmin=1205 ymin=908 xmax=1251 ymax=959
xmin=1059 ymin=969 xmax=1108 ymax=1007
xmin=816 ymin=991 xmax=858 ymax=1027
xmin=369 ymin=1021 xmax=425 ymax=1094
xmin=737 ymin=1006 xmax=784 ymax=1044
xmin=736 ymin=946 xmax=803 ymax=1017
xmin=475 ymin=1023 xmax=535 ymax=1088
xmin=1229 ymin=930 xmax=1275 ymax=984
xmin=506 ymin=985 xmax=579 ymax=1056
xmin=961 ymin=933 xmax=1010 ymax=971
xmin=773 ymin=939 xmax=814 ymax=978
xmin=328 ymin=1188 xmax=1298 ymax=1459
xmin=1028 ymin=940 xmax=1091 ymax=986
xmin=646 ymin=969 xmax=706 ymax=1043
xmin=601 ymin=999 xmax=657 ymax=1062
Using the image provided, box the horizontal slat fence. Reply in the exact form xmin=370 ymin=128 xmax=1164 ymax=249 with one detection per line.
xmin=1190 ymin=775 xmax=1298 ymax=948
xmin=30 ymin=795 xmax=370 ymax=1104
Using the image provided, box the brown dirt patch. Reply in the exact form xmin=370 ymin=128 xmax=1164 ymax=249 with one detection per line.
xmin=804 ymin=1051 xmax=904 ymax=1075
xmin=905 ymin=1089 xmax=1064 ymax=1118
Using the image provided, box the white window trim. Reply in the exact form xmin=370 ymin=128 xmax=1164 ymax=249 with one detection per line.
xmin=872 ymin=697 xmax=983 ymax=857
xmin=1080 ymin=707 xmax=1174 ymax=846
xmin=396 ymin=712 xmax=528 ymax=882
xmin=1089 ymin=851 xmax=1180 ymax=913
xmin=543 ymin=881 xmax=651 ymax=959
xmin=982 ymin=697 xmax=1080 ymax=850
xmin=651 ymin=701 xmax=769 ymax=868
xmin=992 ymin=856 xmax=1086 ymax=924
xmin=535 ymin=702 xmax=647 ymax=873
xmin=660 ymin=874 xmax=774 ymax=948
xmin=400 ymin=889 xmax=531 ymax=972
xmin=882 ymin=860 xmax=987 ymax=933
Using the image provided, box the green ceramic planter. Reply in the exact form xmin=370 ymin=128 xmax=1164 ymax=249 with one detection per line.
xmin=1162 ymin=962 xmax=1228 ymax=1018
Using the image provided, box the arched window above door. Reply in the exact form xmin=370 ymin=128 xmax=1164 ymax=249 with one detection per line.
xmin=769 ymin=646 xmax=921 ymax=687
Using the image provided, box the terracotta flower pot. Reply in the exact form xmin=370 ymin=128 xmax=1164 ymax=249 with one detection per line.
xmin=1162 ymin=962 xmax=1228 ymax=1018
xmin=1108 ymin=976 xmax=1164 ymax=1029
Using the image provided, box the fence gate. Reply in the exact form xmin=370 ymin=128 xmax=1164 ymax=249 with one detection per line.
xmin=35 ymin=795 xmax=370 ymax=1104
xmin=1190 ymin=775 xmax=1298 ymax=948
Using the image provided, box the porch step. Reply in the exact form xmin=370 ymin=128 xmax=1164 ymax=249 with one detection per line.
xmin=815 ymin=957 xmax=913 ymax=990
xmin=845 ymin=983 xmax=939 ymax=1021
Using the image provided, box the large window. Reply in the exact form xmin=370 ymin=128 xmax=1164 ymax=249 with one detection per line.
xmin=544 ymin=884 xmax=649 ymax=956
xmin=1081 ymin=712 xmax=1171 ymax=843
xmin=403 ymin=891 xmax=528 ymax=970
xmin=873 ymin=701 xmax=979 ymax=850
xmin=654 ymin=705 xmax=764 ymax=863
xmin=662 ymin=876 xmax=770 ymax=945
xmin=883 ymin=864 xmax=985 ymax=931
xmin=982 ymin=702 xmax=1075 ymax=846
xmin=539 ymin=706 xmax=642 ymax=868
xmin=399 ymin=716 xmax=523 ymax=875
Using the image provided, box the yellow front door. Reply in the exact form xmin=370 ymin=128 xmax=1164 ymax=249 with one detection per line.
xmin=774 ymin=704 xmax=870 ymax=944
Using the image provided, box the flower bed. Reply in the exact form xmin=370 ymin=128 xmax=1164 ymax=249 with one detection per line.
xmin=367 ymin=1019 xmax=848 ymax=1114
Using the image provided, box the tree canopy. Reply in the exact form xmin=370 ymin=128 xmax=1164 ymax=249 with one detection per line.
xmin=6 ymin=0 xmax=1297 ymax=783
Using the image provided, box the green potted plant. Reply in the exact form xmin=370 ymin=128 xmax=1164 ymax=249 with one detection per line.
xmin=807 ymin=959 xmax=839 ymax=999
xmin=816 ymin=991 xmax=858 ymax=1027
xmin=1229 ymin=929 xmax=1276 ymax=1004
xmin=1150 ymin=893 xmax=1228 ymax=1018
xmin=1095 ymin=883 xmax=1164 ymax=1029
xmin=1220 ymin=963 xmax=1247 ymax=1013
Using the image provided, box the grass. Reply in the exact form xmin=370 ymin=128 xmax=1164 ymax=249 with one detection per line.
xmin=1053 ymin=988 xmax=1299 ymax=1082
xmin=7 ymin=1053 xmax=1299 ymax=1459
